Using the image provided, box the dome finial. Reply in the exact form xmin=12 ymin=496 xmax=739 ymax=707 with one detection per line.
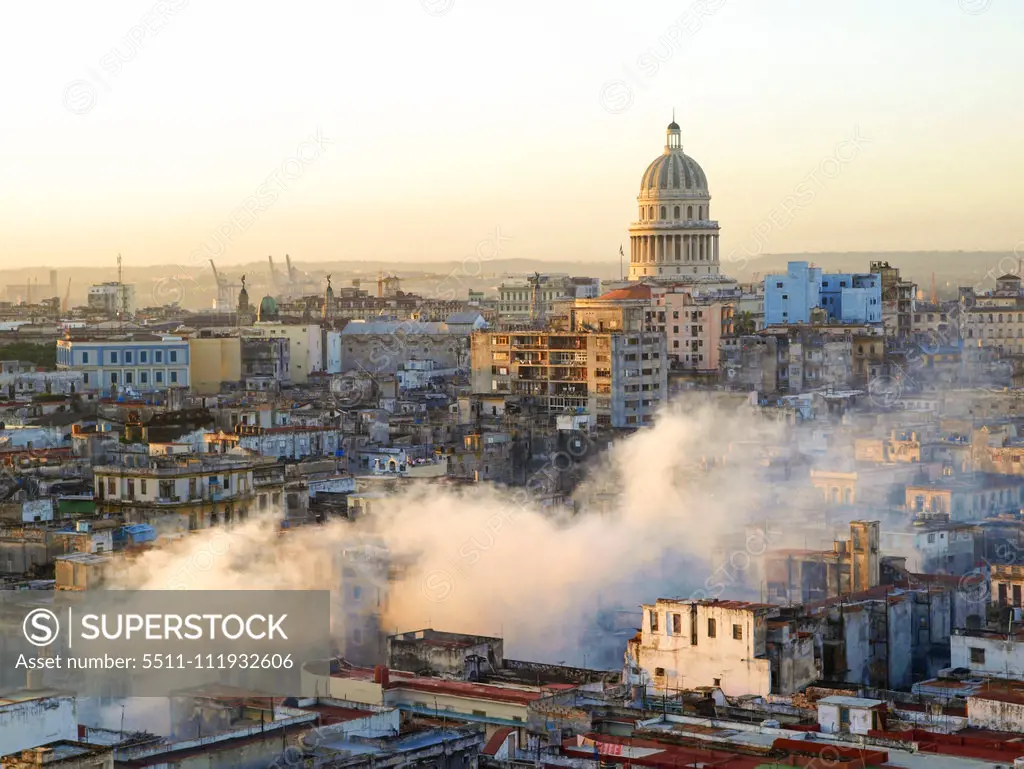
xmin=666 ymin=112 xmax=682 ymax=151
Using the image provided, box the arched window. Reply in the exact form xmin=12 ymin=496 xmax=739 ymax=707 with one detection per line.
xmin=639 ymin=208 xmax=645 ymax=221
xmin=989 ymin=314 xmax=994 ymax=323
xmin=687 ymin=205 xmax=693 ymax=219
xmin=698 ymin=206 xmax=703 ymax=219
xmin=660 ymin=205 xmax=667 ymax=219
xmin=1000 ymin=313 xmax=1004 ymax=323
xmin=648 ymin=206 xmax=654 ymax=219
xmin=843 ymin=488 xmax=853 ymax=504
xmin=674 ymin=206 xmax=680 ymax=219
xmin=830 ymin=487 xmax=840 ymax=503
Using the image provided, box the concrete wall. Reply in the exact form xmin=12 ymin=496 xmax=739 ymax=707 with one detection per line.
xmin=967 ymin=694 xmax=1024 ymax=732
xmin=0 ymin=696 xmax=78 ymax=756
xmin=188 ymin=337 xmax=241 ymax=396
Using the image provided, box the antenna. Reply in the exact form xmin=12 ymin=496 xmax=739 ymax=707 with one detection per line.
xmin=117 ymin=253 xmax=125 ymax=330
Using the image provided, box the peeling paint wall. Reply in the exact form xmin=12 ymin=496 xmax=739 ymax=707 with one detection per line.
xmin=0 ymin=696 xmax=78 ymax=756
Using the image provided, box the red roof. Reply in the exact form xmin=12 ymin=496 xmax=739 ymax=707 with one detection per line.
xmin=392 ymin=677 xmax=543 ymax=706
xmin=482 ymin=726 xmax=515 ymax=756
xmin=596 ymin=285 xmax=653 ymax=301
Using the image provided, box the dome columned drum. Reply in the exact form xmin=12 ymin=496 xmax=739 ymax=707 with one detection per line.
xmin=628 ymin=121 xmax=721 ymax=282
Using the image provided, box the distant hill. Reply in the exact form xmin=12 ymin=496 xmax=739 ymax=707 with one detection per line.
xmin=1 ymin=252 xmax=1013 ymax=309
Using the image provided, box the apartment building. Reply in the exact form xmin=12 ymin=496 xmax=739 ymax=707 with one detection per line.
xmin=964 ymin=274 xmax=1024 ymax=355
xmin=87 ymin=281 xmax=136 ymax=317
xmin=242 ymin=322 xmax=321 ymax=383
xmin=625 ymin=599 xmax=779 ymax=697
xmin=660 ymin=292 xmax=733 ymax=372
xmin=188 ymin=334 xmax=242 ymax=395
xmin=871 ymin=260 xmax=916 ymax=338
xmin=497 ymin=274 xmax=601 ymax=326
xmin=765 ymin=262 xmax=882 ymax=326
xmin=56 ymin=334 xmax=190 ymax=392
xmin=92 ymin=454 xmax=284 ymax=530
xmin=470 ymin=328 xmax=667 ymax=427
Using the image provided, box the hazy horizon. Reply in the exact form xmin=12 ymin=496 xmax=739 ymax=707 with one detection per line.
xmin=4 ymin=0 xmax=1022 ymax=268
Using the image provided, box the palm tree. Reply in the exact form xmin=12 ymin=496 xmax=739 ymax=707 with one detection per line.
xmin=734 ymin=311 xmax=756 ymax=336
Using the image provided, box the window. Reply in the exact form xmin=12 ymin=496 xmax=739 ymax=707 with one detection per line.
xmin=110 ymin=372 xmax=117 ymax=384
xmin=140 ymin=351 xmax=148 ymax=363
xmin=707 ymin=618 xmax=717 ymax=637
xmin=472 ymin=710 xmax=486 ymax=717
xmin=170 ymin=371 xmax=178 ymax=384
xmin=970 ymin=647 xmax=985 ymax=664
xmin=140 ymin=371 xmax=148 ymax=384
xmin=140 ymin=480 xmax=147 ymax=495
xmin=654 ymin=667 xmax=665 ymax=677
xmin=125 ymin=351 xmax=132 ymax=364
xmin=155 ymin=371 xmax=163 ymax=384
xmin=713 ymin=677 xmax=721 ymax=687
xmin=732 ymin=624 xmax=743 ymax=640
xmin=672 ymin=613 xmax=682 ymax=634
xmin=81 ymin=352 xmax=89 ymax=364
xmin=83 ymin=372 xmax=89 ymax=384
xmin=170 ymin=350 xmax=178 ymax=363
xmin=155 ymin=350 xmax=163 ymax=363
xmin=107 ymin=478 xmax=115 ymax=495
xmin=109 ymin=351 xmax=118 ymax=364
xmin=649 ymin=609 xmax=659 ymax=632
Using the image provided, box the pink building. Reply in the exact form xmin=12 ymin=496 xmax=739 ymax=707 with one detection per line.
xmin=658 ymin=292 xmax=733 ymax=372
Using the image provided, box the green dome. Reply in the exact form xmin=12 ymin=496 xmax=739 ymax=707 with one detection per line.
xmin=258 ymin=295 xmax=279 ymax=321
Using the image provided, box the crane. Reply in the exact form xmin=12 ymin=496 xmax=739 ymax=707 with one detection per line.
xmin=268 ymin=255 xmax=278 ymax=291
xmin=209 ymin=259 xmax=232 ymax=312
xmin=61 ymin=278 xmax=72 ymax=313
xmin=285 ymin=254 xmax=297 ymax=284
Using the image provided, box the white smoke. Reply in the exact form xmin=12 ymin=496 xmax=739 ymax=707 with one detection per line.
xmin=106 ymin=401 xmax=788 ymax=664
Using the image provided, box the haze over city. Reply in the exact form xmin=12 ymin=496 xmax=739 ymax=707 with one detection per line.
xmin=3 ymin=0 xmax=1023 ymax=269
xmin=5 ymin=3 xmax=1024 ymax=767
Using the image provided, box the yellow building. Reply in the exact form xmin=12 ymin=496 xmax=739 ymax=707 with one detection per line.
xmin=243 ymin=323 xmax=321 ymax=384
xmin=188 ymin=335 xmax=241 ymax=395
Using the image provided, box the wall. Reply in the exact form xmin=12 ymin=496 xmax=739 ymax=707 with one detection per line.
xmin=188 ymin=337 xmax=241 ymax=395
xmin=952 ymin=633 xmax=1024 ymax=680
xmin=967 ymin=694 xmax=1024 ymax=732
xmin=0 ymin=696 xmax=78 ymax=756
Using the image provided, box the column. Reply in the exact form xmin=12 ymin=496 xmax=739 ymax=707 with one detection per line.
xmin=714 ymin=234 xmax=719 ymax=263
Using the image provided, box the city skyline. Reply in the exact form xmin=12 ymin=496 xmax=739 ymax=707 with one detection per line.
xmin=3 ymin=0 xmax=1022 ymax=267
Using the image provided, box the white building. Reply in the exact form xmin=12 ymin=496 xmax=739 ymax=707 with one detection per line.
xmin=628 ymin=120 xmax=721 ymax=282
xmin=951 ymin=628 xmax=1024 ymax=681
xmin=324 ymin=329 xmax=343 ymax=374
xmin=243 ymin=323 xmax=322 ymax=384
xmin=0 ymin=366 xmax=84 ymax=397
xmin=0 ymin=693 xmax=78 ymax=757
xmin=624 ymin=599 xmax=777 ymax=697
xmin=87 ymin=282 xmax=136 ymax=317
xmin=56 ymin=334 xmax=190 ymax=392
xmin=816 ymin=696 xmax=886 ymax=736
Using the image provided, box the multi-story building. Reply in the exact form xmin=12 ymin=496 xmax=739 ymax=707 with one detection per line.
xmin=625 ymin=599 xmax=778 ymax=697
xmin=241 ymin=336 xmax=290 ymax=390
xmin=871 ymin=260 xmax=916 ymax=338
xmin=470 ymin=328 xmax=666 ymax=427
xmin=660 ymin=292 xmax=733 ymax=373
xmin=764 ymin=262 xmax=881 ymax=326
xmin=340 ymin=320 xmax=468 ymax=375
xmin=56 ymin=334 xmax=190 ymax=392
xmin=497 ymin=274 xmax=601 ymax=327
xmin=628 ymin=120 xmax=721 ymax=281
xmin=242 ymin=322 xmax=321 ymax=383
xmin=964 ymin=274 xmax=1024 ymax=355
xmin=92 ymin=454 xmax=283 ymax=530
xmin=87 ymin=281 xmax=136 ymax=317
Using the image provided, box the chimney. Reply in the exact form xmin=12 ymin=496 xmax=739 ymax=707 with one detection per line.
xmin=373 ymin=665 xmax=390 ymax=688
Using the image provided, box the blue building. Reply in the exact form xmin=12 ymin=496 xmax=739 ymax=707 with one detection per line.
xmin=765 ymin=262 xmax=881 ymax=326
xmin=56 ymin=334 xmax=191 ymax=393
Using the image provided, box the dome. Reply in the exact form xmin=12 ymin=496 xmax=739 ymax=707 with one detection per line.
xmin=257 ymin=295 xmax=279 ymax=321
xmin=667 ymin=120 xmax=680 ymax=130
xmin=640 ymin=152 xmax=708 ymax=194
